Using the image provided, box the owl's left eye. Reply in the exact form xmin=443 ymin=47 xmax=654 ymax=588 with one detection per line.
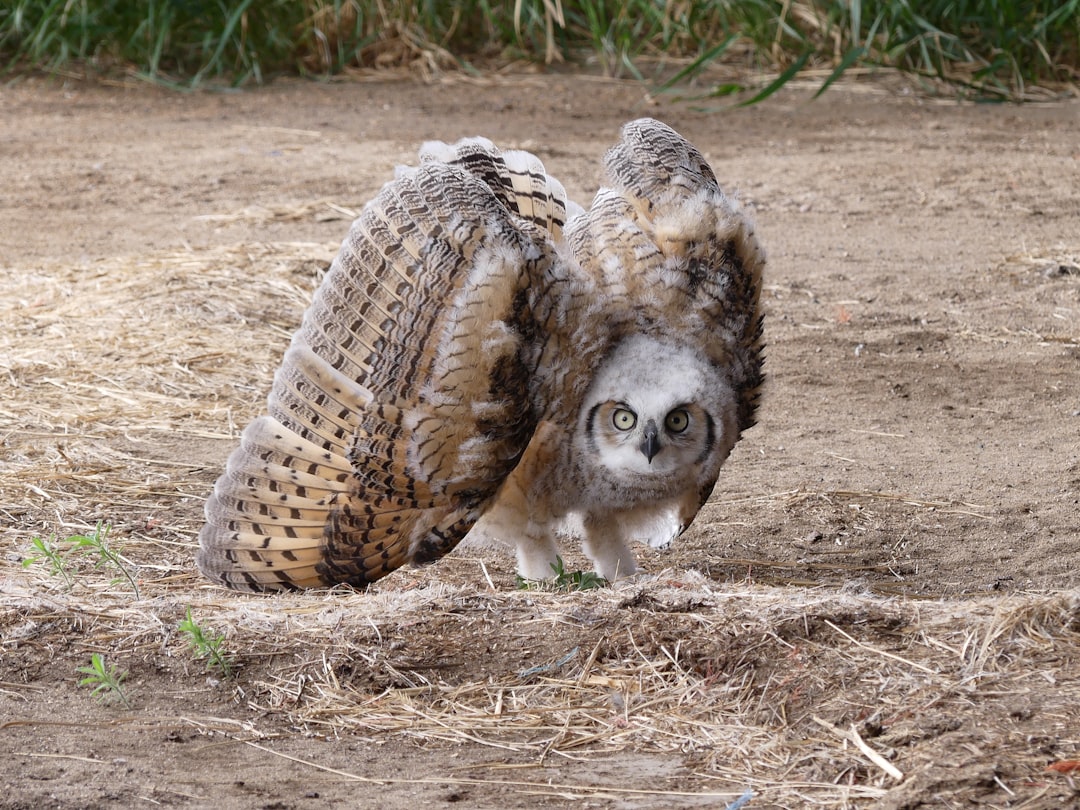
xmin=612 ymin=408 xmax=637 ymax=431
xmin=664 ymin=409 xmax=690 ymax=433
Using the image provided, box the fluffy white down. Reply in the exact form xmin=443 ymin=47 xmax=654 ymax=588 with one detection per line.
xmin=584 ymin=334 xmax=716 ymax=406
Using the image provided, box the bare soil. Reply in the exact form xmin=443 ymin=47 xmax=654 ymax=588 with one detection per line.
xmin=1 ymin=74 xmax=1078 ymax=809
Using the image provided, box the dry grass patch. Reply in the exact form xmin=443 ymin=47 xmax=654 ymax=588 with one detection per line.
xmin=4 ymin=564 xmax=1080 ymax=805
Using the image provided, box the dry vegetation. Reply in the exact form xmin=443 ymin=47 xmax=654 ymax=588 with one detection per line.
xmin=3 ymin=239 xmax=1079 ymax=807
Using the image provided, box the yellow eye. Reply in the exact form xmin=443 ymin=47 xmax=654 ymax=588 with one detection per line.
xmin=665 ymin=409 xmax=690 ymax=433
xmin=612 ymin=408 xmax=637 ymax=431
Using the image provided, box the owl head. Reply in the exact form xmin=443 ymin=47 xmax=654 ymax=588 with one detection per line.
xmin=577 ymin=335 xmax=740 ymax=487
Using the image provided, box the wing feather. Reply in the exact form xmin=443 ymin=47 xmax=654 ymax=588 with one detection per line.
xmin=199 ymin=139 xmax=578 ymax=591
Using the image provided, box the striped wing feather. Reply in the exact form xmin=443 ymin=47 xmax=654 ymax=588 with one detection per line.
xmin=198 ymin=147 xmax=566 ymax=591
xmin=418 ymin=137 xmax=584 ymax=237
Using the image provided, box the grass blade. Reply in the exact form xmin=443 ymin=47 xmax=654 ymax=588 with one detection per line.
xmin=191 ymin=0 xmax=256 ymax=88
xmin=736 ymin=49 xmax=812 ymax=106
xmin=658 ymin=33 xmax=739 ymax=90
xmin=813 ymin=44 xmax=866 ymax=99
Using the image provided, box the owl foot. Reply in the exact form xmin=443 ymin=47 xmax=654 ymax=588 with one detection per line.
xmin=514 ymin=534 xmax=561 ymax=581
xmin=582 ymin=532 xmax=638 ymax=582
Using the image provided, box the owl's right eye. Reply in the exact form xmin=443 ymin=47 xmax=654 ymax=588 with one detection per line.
xmin=612 ymin=408 xmax=637 ymax=431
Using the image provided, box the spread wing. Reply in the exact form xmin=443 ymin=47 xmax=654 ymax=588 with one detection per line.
xmin=566 ymin=118 xmax=765 ymax=433
xmin=197 ymin=140 xmax=577 ymax=592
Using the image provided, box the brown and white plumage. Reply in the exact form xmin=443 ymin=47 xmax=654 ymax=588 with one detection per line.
xmin=197 ymin=118 xmax=764 ymax=592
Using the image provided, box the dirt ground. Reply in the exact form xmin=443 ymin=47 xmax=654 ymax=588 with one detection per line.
xmin=1 ymin=73 xmax=1078 ymax=809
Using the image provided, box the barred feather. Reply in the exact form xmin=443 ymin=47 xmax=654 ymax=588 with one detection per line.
xmin=198 ymin=136 xmax=574 ymax=591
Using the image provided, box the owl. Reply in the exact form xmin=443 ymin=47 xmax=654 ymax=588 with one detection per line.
xmin=197 ymin=118 xmax=764 ymax=592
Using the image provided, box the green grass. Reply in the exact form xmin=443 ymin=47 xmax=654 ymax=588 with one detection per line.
xmin=1 ymin=2 xmax=1077 ymax=97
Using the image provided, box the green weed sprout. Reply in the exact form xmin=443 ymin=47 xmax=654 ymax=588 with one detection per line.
xmin=24 ymin=522 xmax=140 ymax=598
xmin=67 ymin=522 xmax=140 ymax=598
xmin=178 ymin=608 xmax=234 ymax=678
xmin=516 ymin=556 xmax=608 ymax=592
xmin=22 ymin=534 xmax=74 ymax=586
xmin=76 ymin=653 xmax=132 ymax=708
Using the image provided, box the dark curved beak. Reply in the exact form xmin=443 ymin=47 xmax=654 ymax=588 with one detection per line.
xmin=639 ymin=420 xmax=659 ymax=463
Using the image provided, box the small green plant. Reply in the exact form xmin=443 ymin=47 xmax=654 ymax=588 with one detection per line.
xmin=178 ymin=608 xmax=234 ymax=678
xmin=22 ymin=534 xmax=74 ymax=586
xmin=66 ymin=522 xmax=140 ymax=598
xmin=22 ymin=522 xmax=140 ymax=597
xmin=76 ymin=653 xmax=132 ymax=708
xmin=516 ymin=555 xmax=608 ymax=592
